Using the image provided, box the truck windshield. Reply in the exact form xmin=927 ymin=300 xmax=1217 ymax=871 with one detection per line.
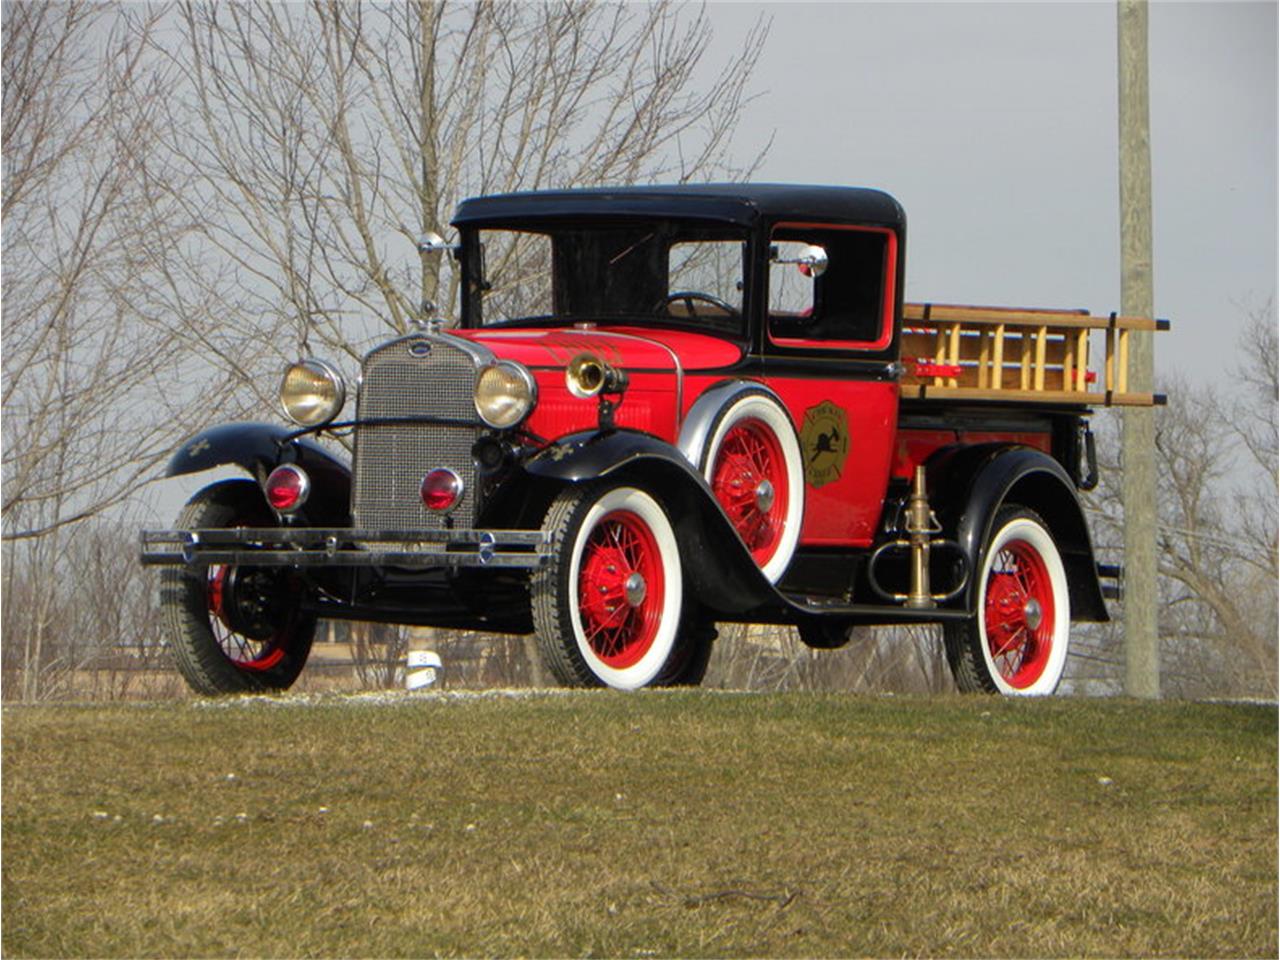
xmin=466 ymin=223 xmax=748 ymax=335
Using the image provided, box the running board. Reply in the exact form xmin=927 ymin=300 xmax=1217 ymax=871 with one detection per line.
xmin=780 ymin=593 xmax=973 ymax=626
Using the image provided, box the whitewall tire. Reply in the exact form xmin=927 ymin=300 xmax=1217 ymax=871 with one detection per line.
xmin=533 ymin=484 xmax=684 ymax=690
xmin=944 ymin=507 xmax=1071 ymax=696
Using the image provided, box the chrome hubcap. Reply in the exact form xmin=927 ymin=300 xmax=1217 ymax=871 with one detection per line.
xmin=623 ymin=572 xmax=647 ymax=608
xmin=754 ymin=479 xmax=775 ymax=514
xmin=1024 ymin=597 xmax=1043 ymax=630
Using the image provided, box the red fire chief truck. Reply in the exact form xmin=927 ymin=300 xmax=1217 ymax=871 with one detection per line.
xmin=141 ymin=184 xmax=1166 ymax=696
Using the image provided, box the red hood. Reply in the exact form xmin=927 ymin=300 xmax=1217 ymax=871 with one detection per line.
xmin=453 ymin=326 xmax=742 ymax=372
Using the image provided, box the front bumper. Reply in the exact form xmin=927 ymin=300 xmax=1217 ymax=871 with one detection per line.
xmin=139 ymin=527 xmax=549 ymax=569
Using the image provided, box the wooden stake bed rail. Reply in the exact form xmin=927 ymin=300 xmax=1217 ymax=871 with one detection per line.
xmin=898 ymin=302 xmax=1169 ymax=407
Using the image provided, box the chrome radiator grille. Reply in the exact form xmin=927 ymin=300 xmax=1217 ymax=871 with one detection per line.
xmin=352 ymin=336 xmax=482 ymax=532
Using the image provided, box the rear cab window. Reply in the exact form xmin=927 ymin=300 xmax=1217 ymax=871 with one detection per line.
xmin=766 ymin=223 xmax=898 ymax=353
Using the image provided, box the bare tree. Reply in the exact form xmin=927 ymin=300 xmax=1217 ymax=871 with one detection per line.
xmin=0 ymin=4 xmax=215 ymax=699
xmin=1084 ymin=303 xmax=1279 ymax=700
xmin=704 ymin=624 xmax=955 ymax=694
xmin=0 ymin=517 xmax=169 ymax=702
xmin=349 ymin=622 xmax=411 ymax=690
xmin=151 ymin=0 xmax=768 ymax=373
xmin=2 ymin=4 xmax=190 ymax=540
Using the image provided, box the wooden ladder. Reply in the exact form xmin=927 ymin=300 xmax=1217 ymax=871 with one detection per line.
xmin=898 ymin=302 xmax=1168 ymax=407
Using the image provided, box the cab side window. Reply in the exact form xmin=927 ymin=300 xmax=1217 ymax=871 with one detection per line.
xmin=767 ymin=226 xmax=891 ymax=349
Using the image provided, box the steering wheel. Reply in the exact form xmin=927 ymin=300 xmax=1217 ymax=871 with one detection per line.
xmin=656 ymin=290 xmax=737 ymax=317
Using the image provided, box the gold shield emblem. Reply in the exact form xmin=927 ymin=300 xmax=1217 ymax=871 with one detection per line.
xmin=800 ymin=400 xmax=850 ymax=488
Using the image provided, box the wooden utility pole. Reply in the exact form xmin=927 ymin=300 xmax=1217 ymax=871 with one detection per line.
xmin=1117 ymin=0 xmax=1160 ymax=697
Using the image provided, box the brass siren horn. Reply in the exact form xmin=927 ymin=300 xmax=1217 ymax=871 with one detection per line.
xmin=565 ymin=352 xmax=627 ymax=399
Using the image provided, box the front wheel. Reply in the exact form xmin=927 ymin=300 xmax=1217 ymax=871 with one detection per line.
xmin=943 ymin=506 xmax=1070 ymax=695
xmin=160 ymin=480 xmax=316 ymax=695
xmin=532 ymin=483 xmax=703 ymax=690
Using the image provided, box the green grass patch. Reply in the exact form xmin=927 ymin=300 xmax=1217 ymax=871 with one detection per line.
xmin=3 ymin=692 xmax=1275 ymax=958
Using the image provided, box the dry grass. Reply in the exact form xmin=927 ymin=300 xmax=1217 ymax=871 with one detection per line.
xmin=2 ymin=692 xmax=1275 ymax=958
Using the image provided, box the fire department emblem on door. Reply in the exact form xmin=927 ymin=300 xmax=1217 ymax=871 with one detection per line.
xmin=800 ymin=400 xmax=850 ymax=488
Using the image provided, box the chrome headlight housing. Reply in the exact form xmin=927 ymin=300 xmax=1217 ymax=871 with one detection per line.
xmin=279 ymin=359 xmax=346 ymax=427
xmin=474 ymin=360 xmax=536 ymax=429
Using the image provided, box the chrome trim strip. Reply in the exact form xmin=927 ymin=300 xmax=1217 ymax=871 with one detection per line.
xmin=139 ymin=527 xmax=549 ymax=569
xmin=142 ymin=527 xmax=547 ymax=545
xmin=361 ymin=330 xmax=496 ymax=370
xmin=143 ymin=549 xmax=543 ymax=570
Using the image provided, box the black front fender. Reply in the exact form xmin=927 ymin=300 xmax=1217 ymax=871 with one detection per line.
xmin=523 ymin=429 xmax=699 ymax=484
xmin=524 ymin=430 xmax=783 ymax=617
xmin=932 ymin=444 xmax=1107 ymax=622
xmin=166 ymin=422 xmax=351 ymax=525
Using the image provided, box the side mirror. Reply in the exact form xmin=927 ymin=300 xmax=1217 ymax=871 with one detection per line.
xmin=414 ymin=231 xmax=459 ymax=329
xmin=770 ymin=243 xmax=829 ymax=278
xmin=417 ymin=231 xmax=459 ymax=256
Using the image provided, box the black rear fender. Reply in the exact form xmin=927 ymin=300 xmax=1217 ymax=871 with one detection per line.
xmin=166 ymin=422 xmax=351 ymax=526
xmin=931 ymin=444 xmax=1108 ymax=622
xmin=523 ymin=430 xmax=779 ymax=616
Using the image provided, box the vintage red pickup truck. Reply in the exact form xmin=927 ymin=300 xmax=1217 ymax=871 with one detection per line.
xmin=141 ymin=184 xmax=1166 ymax=696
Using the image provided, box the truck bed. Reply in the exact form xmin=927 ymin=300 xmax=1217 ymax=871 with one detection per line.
xmin=898 ymin=302 xmax=1168 ymax=407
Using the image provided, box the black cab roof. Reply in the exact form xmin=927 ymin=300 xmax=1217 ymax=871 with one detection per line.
xmin=453 ymin=183 xmax=905 ymax=231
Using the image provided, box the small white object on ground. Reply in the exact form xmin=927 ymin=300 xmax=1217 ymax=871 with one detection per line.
xmin=406 ymin=650 xmax=444 ymax=691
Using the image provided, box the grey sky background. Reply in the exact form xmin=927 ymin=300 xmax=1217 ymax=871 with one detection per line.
xmin=150 ymin=1 xmax=1275 ymax=521
xmin=703 ymin=0 xmax=1278 ymax=384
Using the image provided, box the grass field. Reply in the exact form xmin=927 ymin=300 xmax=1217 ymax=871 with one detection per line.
xmin=2 ymin=691 xmax=1275 ymax=958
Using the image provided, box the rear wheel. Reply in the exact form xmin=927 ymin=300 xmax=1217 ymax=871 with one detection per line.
xmin=160 ymin=480 xmax=315 ymax=695
xmin=702 ymin=393 xmax=804 ymax=583
xmin=532 ymin=483 xmax=705 ymax=689
xmin=944 ymin=506 xmax=1070 ymax=695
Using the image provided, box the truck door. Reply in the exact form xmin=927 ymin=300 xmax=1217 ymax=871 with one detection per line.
xmin=762 ymin=222 xmax=901 ymax=548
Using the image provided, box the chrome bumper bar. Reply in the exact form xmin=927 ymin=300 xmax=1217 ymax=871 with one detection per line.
xmin=139 ymin=527 xmax=549 ymax=569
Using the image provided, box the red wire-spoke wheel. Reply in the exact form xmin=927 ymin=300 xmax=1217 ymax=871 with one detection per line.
xmin=982 ymin=540 xmax=1055 ymax=688
xmin=710 ymin=418 xmax=789 ymax=568
xmin=205 ymin=564 xmax=291 ymax=672
xmin=576 ymin=509 xmax=665 ymax=669
xmin=702 ymin=393 xmax=804 ymax=583
xmin=944 ymin=507 xmax=1071 ymax=696
xmin=533 ymin=484 xmax=687 ymax=689
xmin=160 ymin=480 xmax=316 ymax=695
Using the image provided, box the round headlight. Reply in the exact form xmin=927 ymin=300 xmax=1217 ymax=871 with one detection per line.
xmin=279 ymin=359 xmax=346 ymax=427
xmin=475 ymin=361 xmax=536 ymax=429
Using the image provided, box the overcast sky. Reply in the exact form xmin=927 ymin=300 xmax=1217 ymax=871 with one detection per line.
xmin=703 ymin=0 xmax=1278 ymax=384
xmin=148 ymin=1 xmax=1274 ymax=521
